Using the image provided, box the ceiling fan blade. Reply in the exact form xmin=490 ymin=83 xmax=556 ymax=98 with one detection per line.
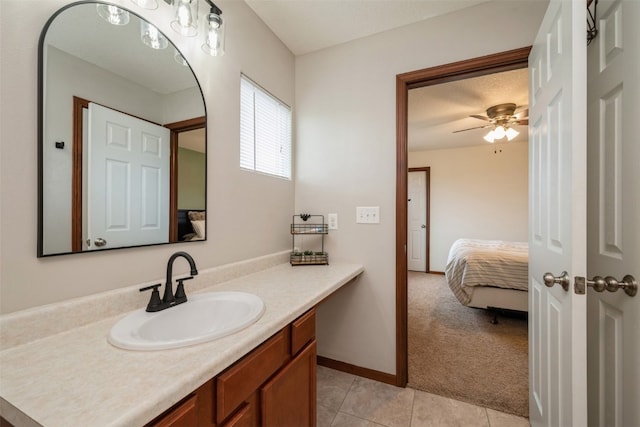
xmin=512 ymin=119 xmax=529 ymax=126
xmin=452 ymin=124 xmax=491 ymax=133
xmin=469 ymin=114 xmax=491 ymax=121
xmin=514 ymin=107 xmax=529 ymax=119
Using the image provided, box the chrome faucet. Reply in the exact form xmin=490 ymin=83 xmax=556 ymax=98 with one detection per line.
xmin=140 ymin=251 xmax=198 ymax=312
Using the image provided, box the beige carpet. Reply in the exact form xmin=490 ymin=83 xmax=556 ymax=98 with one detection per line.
xmin=407 ymin=272 xmax=529 ymax=417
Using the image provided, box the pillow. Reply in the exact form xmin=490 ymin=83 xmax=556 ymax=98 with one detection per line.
xmin=188 ymin=211 xmax=205 ymax=221
xmin=191 ymin=220 xmax=205 ymax=239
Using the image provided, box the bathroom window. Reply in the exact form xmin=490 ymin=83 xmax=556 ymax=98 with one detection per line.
xmin=240 ymin=74 xmax=292 ymax=179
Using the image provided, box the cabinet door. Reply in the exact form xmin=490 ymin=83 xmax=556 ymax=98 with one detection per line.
xmin=261 ymin=341 xmax=317 ymax=427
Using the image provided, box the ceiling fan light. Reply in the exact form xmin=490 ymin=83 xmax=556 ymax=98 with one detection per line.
xmin=493 ymin=125 xmax=506 ymax=140
xmin=483 ymin=131 xmax=495 ymax=143
xmin=506 ymin=127 xmax=519 ymax=141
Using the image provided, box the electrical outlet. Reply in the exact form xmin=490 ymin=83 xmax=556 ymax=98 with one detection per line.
xmin=328 ymin=213 xmax=338 ymax=230
xmin=356 ymin=207 xmax=380 ymax=224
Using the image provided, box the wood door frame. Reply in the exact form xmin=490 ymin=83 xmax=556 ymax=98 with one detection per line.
xmin=164 ymin=117 xmax=206 ymax=242
xmin=408 ymin=167 xmax=430 ymax=273
xmin=395 ymin=46 xmax=531 ymax=386
xmin=71 ymin=96 xmax=89 ymax=252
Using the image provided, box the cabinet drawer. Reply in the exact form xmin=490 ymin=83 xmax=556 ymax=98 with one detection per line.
xmin=221 ymin=402 xmax=253 ymax=427
xmin=291 ymin=308 xmax=315 ymax=355
xmin=216 ymin=329 xmax=289 ymax=423
xmin=148 ymin=394 xmax=197 ymax=427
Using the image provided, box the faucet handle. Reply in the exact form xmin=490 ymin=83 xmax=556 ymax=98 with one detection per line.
xmin=140 ymin=284 xmax=163 ymax=312
xmin=174 ymin=276 xmax=194 ymax=302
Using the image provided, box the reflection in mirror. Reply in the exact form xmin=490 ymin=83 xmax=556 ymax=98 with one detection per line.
xmin=38 ymin=2 xmax=206 ymax=257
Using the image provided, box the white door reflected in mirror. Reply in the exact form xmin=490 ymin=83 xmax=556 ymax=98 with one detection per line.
xmin=86 ymin=103 xmax=170 ymax=250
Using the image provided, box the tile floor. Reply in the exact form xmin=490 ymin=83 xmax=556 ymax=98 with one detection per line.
xmin=317 ymin=366 xmax=530 ymax=427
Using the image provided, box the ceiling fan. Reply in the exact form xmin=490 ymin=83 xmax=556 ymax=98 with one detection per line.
xmin=453 ymin=103 xmax=529 ymax=143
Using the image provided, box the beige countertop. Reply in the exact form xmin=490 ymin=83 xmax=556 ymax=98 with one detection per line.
xmin=0 ymin=261 xmax=364 ymax=427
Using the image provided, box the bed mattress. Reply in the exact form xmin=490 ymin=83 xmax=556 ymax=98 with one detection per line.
xmin=445 ymin=238 xmax=529 ymax=306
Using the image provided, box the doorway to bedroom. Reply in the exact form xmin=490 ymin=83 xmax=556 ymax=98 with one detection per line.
xmin=397 ymin=47 xmax=531 ymax=417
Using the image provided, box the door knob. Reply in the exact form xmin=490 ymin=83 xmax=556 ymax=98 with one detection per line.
xmin=574 ymin=275 xmax=637 ymax=297
xmin=94 ymin=238 xmax=107 ymax=247
xmin=543 ymin=271 xmax=570 ymax=291
xmin=421 ymin=224 xmax=426 ymax=228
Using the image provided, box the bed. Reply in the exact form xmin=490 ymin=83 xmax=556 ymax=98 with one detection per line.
xmin=177 ymin=210 xmax=206 ymax=241
xmin=445 ymin=238 xmax=529 ymax=313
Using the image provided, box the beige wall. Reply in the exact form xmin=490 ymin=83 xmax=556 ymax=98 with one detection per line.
xmin=0 ymin=0 xmax=295 ymax=313
xmin=409 ymin=142 xmax=529 ymax=272
xmin=295 ymin=1 xmax=547 ymax=375
xmin=178 ymin=148 xmax=206 ymax=211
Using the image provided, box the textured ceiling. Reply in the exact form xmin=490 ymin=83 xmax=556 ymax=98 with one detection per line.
xmin=408 ymin=67 xmax=529 ymax=152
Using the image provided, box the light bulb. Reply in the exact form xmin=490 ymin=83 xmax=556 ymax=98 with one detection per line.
xmin=505 ymin=127 xmax=519 ymax=141
xmin=483 ymin=131 xmax=495 ymax=143
xmin=171 ymin=0 xmax=198 ymax=37
xmin=140 ymin=21 xmax=168 ymax=50
xmin=177 ymin=4 xmax=193 ymax=27
xmin=493 ymin=125 xmax=506 ymax=140
xmin=202 ymin=11 xmax=225 ymax=56
xmin=130 ymin=0 xmax=158 ymax=10
xmin=96 ymin=4 xmax=130 ymax=26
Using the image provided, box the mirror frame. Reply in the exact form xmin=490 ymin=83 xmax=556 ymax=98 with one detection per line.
xmin=37 ymin=1 xmax=207 ymax=257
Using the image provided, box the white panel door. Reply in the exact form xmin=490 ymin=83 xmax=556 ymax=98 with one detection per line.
xmin=586 ymin=1 xmax=640 ymax=426
xmin=408 ymin=171 xmax=427 ymax=272
xmin=87 ymin=103 xmax=170 ymax=250
xmin=528 ymin=1 xmax=587 ymax=426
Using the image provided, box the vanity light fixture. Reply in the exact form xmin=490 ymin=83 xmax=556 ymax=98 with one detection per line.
xmin=171 ymin=0 xmax=199 ymax=37
xmin=140 ymin=21 xmax=169 ymax=49
xmin=130 ymin=0 xmax=158 ymax=10
xmin=201 ymin=0 xmax=225 ymax=56
xmin=174 ymin=49 xmax=189 ymax=66
xmin=96 ymin=4 xmax=130 ymax=26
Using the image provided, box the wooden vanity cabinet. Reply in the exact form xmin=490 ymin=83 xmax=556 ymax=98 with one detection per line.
xmin=147 ymin=308 xmax=316 ymax=427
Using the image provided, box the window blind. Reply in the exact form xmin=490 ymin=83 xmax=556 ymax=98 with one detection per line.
xmin=240 ymin=75 xmax=292 ymax=179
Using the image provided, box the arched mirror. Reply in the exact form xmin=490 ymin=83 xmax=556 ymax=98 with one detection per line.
xmin=38 ymin=1 xmax=207 ymax=257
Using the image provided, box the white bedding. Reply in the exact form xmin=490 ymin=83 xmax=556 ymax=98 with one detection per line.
xmin=445 ymin=238 xmax=529 ymax=306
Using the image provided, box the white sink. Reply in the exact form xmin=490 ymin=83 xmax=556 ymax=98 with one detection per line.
xmin=108 ymin=291 xmax=265 ymax=350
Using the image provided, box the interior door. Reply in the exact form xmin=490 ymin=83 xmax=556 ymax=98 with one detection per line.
xmin=87 ymin=103 xmax=170 ymax=250
xmin=408 ymin=170 xmax=428 ymax=272
xmin=586 ymin=1 xmax=640 ymax=426
xmin=528 ymin=0 xmax=587 ymax=426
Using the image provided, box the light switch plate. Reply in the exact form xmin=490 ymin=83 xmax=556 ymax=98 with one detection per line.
xmin=328 ymin=213 xmax=338 ymax=230
xmin=356 ymin=207 xmax=380 ymax=224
